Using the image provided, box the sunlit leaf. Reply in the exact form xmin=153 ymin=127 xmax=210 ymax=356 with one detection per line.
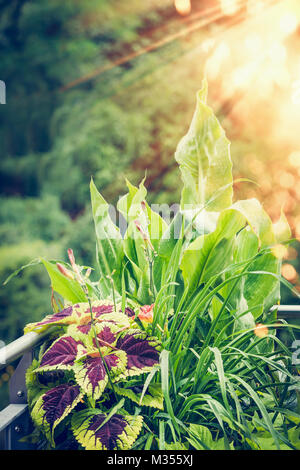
xmin=175 ymin=79 xmax=233 ymax=211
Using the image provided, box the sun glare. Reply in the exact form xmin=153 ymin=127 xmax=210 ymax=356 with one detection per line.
xmin=174 ymin=0 xmax=191 ymax=16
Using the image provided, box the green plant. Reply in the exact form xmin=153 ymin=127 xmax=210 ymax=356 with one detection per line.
xmin=21 ymin=81 xmax=300 ymax=450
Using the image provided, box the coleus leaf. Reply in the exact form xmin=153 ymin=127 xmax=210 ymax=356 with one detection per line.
xmin=24 ymin=305 xmax=74 ymax=334
xmin=114 ymin=383 xmax=163 ymax=409
xmin=73 ymin=347 xmax=127 ymax=400
xmin=71 ymin=409 xmax=143 ymax=450
xmin=31 ymin=383 xmax=83 ymax=446
xmin=26 ymin=359 xmax=48 ymax=409
xmin=116 ymin=329 xmax=160 ymax=378
xmin=37 ymin=335 xmax=82 ymax=372
xmin=24 ymin=300 xmax=129 ymax=334
xmin=123 ymin=307 xmax=135 ymax=318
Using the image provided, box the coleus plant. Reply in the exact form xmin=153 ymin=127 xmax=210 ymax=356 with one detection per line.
xmin=23 ymin=80 xmax=300 ymax=450
xmin=25 ymin=299 xmax=161 ymax=449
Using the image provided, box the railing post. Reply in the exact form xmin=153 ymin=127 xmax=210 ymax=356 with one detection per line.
xmin=0 ymin=350 xmax=36 ymax=450
xmin=9 ymin=351 xmax=33 ymax=405
xmin=0 ymin=329 xmax=56 ymax=450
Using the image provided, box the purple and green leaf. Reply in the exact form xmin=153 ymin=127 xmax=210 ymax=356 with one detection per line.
xmin=116 ymin=329 xmax=160 ymax=378
xmin=74 ymin=349 xmax=127 ymax=400
xmin=32 ymin=383 xmax=83 ymax=446
xmin=37 ymin=335 xmax=82 ymax=372
xmin=71 ymin=409 xmax=143 ymax=450
xmin=24 ymin=300 xmax=130 ymax=334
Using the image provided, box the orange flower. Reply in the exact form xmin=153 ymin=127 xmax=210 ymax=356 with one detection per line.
xmin=138 ymin=304 xmax=154 ymax=323
xmin=254 ymin=323 xmax=269 ymax=338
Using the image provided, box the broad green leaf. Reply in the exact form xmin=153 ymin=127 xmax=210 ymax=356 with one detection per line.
xmin=114 ymin=383 xmax=163 ymax=409
xmin=181 ymin=198 xmax=278 ymax=296
xmin=118 ymin=178 xmax=168 ymax=251
xmin=188 ymin=423 xmax=213 ymax=449
xmin=90 ymin=178 xmax=124 ymax=296
xmin=273 ymin=210 xmax=291 ymax=243
xmin=181 ymin=208 xmax=244 ymax=292
xmin=175 ymin=79 xmax=233 ymax=211
xmin=164 ymin=442 xmax=189 ymax=450
xmin=225 ymin=226 xmax=280 ymax=320
xmin=41 ymin=259 xmax=87 ymax=304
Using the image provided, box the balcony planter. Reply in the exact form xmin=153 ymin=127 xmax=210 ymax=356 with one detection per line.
xmin=4 ymin=82 xmax=300 ymax=451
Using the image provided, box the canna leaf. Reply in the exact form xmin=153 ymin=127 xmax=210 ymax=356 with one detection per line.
xmin=273 ymin=209 xmax=291 ymax=243
xmin=181 ymin=198 xmax=278 ymax=295
xmin=180 ymin=208 xmax=245 ymax=293
xmin=41 ymin=259 xmax=87 ymax=304
xmin=90 ymin=178 xmax=124 ymax=296
xmin=117 ymin=178 xmax=167 ymax=251
xmin=175 ymin=79 xmax=233 ymax=211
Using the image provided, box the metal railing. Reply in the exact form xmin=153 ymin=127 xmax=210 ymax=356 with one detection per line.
xmin=0 ymin=328 xmax=55 ymax=450
xmin=0 ymin=306 xmax=299 ymax=450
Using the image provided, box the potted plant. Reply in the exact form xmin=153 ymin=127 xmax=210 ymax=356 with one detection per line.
xmin=16 ymin=81 xmax=299 ymax=450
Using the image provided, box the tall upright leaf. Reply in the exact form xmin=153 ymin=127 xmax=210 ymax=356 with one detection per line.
xmin=90 ymin=178 xmax=124 ymax=296
xmin=175 ymin=79 xmax=233 ymax=211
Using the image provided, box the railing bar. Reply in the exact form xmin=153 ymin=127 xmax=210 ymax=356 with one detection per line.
xmin=0 ymin=306 xmax=299 ymax=371
xmin=0 ymin=327 xmax=57 ymax=371
xmin=0 ymin=404 xmax=28 ymax=433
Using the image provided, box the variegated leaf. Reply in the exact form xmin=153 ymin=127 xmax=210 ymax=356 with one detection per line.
xmin=71 ymin=409 xmax=143 ymax=450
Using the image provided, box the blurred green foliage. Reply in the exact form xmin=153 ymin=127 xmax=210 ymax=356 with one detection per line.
xmin=0 ymin=0 xmax=183 ymax=347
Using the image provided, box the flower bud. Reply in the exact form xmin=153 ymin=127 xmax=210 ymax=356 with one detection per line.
xmin=56 ymin=263 xmax=74 ymax=280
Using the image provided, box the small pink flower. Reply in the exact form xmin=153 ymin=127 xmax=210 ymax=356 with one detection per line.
xmin=138 ymin=304 xmax=154 ymax=323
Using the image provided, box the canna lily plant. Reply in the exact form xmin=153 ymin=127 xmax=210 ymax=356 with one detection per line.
xmin=21 ymin=80 xmax=300 ymax=450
